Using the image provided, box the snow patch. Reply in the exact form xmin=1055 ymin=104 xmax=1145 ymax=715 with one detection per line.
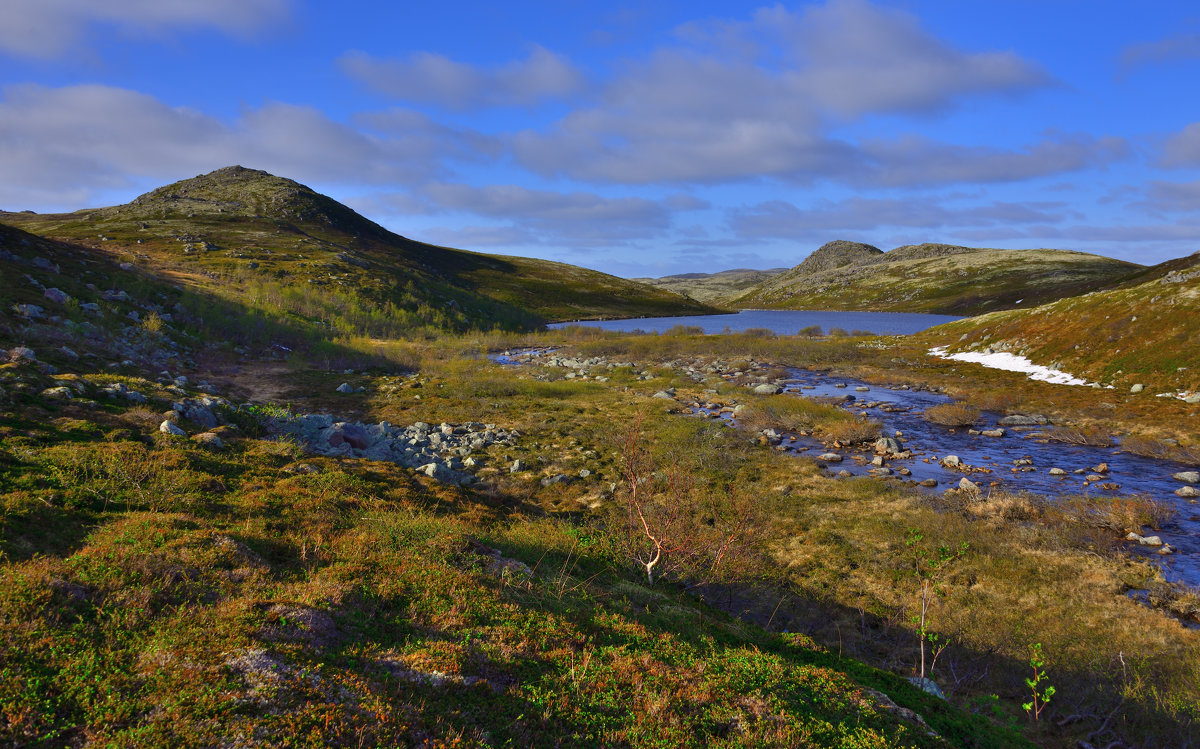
xmin=928 ymin=346 xmax=1100 ymax=387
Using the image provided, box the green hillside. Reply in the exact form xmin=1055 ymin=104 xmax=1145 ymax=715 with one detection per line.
xmin=1 ymin=166 xmax=717 ymax=332
xmin=728 ymin=241 xmax=1141 ymax=315
xmin=923 ymin=250 xmax=1200 ymax=394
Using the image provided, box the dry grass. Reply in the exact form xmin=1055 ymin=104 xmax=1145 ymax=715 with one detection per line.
xmin=1120 ymin=434 xmax=1200 ymax=465
xmin=1059 ymin=494 xmax=1177 ymax=532
xmin=923 ymin=403 xmax=980 ymax=428
xmin=818 ymin=418 xmax=882 ymax=446
xmin=1044 ymin=425 xmax=1115 ymax=447
xmin=738 ymin=395 xmax=846 ymax=433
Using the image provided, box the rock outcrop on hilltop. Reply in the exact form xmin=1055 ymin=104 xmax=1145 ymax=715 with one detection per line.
xmin=788 ymin=240 xmax=884 ymax=275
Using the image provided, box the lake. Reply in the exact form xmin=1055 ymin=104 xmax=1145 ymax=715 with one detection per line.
xmin=549 ymin=309 xmax=962 ymax=336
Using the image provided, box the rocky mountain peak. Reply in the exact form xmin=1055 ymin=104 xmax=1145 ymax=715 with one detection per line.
xmin=792 ymin=240 xmax=884 ymax=276
xmin=123 ymin=166 xmax=392 ymax=238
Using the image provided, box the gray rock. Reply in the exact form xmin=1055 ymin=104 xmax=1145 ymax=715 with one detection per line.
xmin=510 ymin=459 xmax=526 ymax=473
xmin=1049 ymin=467 xmax=1067 ymax=476
xmin=13 ymin=304 xmax=44 ymax=318
xmin=1130 ymin=383 xmax=1145 ymax=393
xmin=41 ymin=386 xmax=73 ymax=400
xmin=43 ymin=288 xmax=71 ymax=305
xmin=981 ymin=429 xmax=1005 ymax=438
xmin=159 ymin=420 xmax=186 ymax=437
xmin=906 ymin=676 xmax=946 ymax=700
xmin=958 ymin=477 xmax=980 ymax=493
xmin=184 ymin=405 xmax=218 ymax=430
xmin=192 ymin=432 xmax=225 ymax=449
xmin=1176 ymin=486 xmax=1200 ymax=498
xmin=752 ymin=384 xmax=782 ymax=395
xmin=335 ymin=383 xmax=355 ymax=394
xmin=873 ymin=436 xmax=904 ymax=454
xmin=1173 ymin=471 xmax=1200 ymax=484
xmin=652 ymin=390 xmax=675 ymax=399
xmin=854 ymin=386 xmax=870 ymax=392
xmin=7 ymin=346 xmax=36 ymax=362
xmin=998 ymin=414 xmax=1049 ymax=426
xmin=1184 ymin=393 xmax=1200 ymax=404
xmin=817 ymin=452 xmax=843 ymax=463
xmin=941 ymin=455 xmax=961 ymax=467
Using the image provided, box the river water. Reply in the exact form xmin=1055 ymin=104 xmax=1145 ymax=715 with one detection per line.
xmin=549 ymin=309 xmax=962 ymax=336
xmin=495 ymin=346 xmax=1200 ymax=590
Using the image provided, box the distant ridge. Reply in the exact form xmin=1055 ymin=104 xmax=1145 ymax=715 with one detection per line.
xmin=727 ymin=240 xmax=1142 ymax=315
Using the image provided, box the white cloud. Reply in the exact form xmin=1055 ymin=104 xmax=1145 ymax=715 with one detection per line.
xmin=1120 ymin=33 xmax=1200 ymax=70
xmin=731 ymin=196 xmax=1068 ymax=239
xmin=751 ymin=0 xmax=1050 ymax=117
xmin=1140 ymin=179 xmax=1200 ymax=212
xmin=339 ymin=46 xmax=584 ymax=110
xmin=1161 ymin=122 xmax=1200 ymax=167
xmin=0 ymin=84 xmax=473 ymax=209
xmin=0 ymin=0 xmax=291 ymax=59
xmin=855 ymin=134 xmax=1129 ymax=187
xmin=510 ymin=0 xmax=1059 ymax=185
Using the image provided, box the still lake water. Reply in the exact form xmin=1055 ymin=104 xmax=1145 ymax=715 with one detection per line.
xmin=549 ymin=310 xmax=962 ymax=336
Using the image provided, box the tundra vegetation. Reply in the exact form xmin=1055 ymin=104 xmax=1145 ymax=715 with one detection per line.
xmin=3 ymin=171 xmax=1200 ymax=747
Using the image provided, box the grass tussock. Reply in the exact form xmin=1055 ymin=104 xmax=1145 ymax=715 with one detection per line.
xmin=818 ymin=417 xmax=883 ymax=446
xmin=923 ymin=403 xmax=980 ymax=427
xmin=1044 ymin=425 xmax=1116 ymax=447
xmin=738 ymin=395 xmax=847 ymax=433
xmin=1120 ymin=434 xmax=1200 ymax=465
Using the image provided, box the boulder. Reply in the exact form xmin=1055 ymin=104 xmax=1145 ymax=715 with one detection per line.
xmin=817 ymin=453 xmax=843 ymax=463
xmin=159 ymin=420 xmax=186 ymax=437
xmin=958 ymin=477 xmax=979 ymax=492
xmin=1048 ymin=467 xmax=1067 ymax=476
xmin=941 ymin=455 xmax=961 ymax=468
xmin=327 ymin=423 xmax=371 ymax=450
xmin=998 ymin=414 xmax=1049 ymax=426
xmin=510 ymin=459 xmax=526 ymax=473
xmin=980 ymin=429 xmax=1005 ymax=438
xmin=7 ymin=347 xmax=36 ymax=362
xmin=1185 ymin=394 xmax=1200 ymax=404
xmin=652 ymin=390 xmax=675 ymax=399
xmin=41 ymin=386 xmax=73 ymax=400
xmin=1130 ymin=384 xmax=1145 ymax=394
xmin=854 ymin=386 xmax=870 ymax=392
xmin=752 ymin=384 xmax=782 ymax=395
xmin=335 ymin=382 xmax=355 ymax=394
xmin=192 ymin=432 xmax=225 ymax=449
xmin=1173 ymin=471 xmax=1200 ymax=484
xmin=1176 ymin=486 xmax=1200 ymax=498
xmin=873 ymin=436 xmax=904 ymax=454
xmin=43 ymin=288 xmax=71 ymax=305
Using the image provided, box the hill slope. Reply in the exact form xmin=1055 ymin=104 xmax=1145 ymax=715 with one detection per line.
xmin=1 ymin=166 xmax=717 ymax=331
xmin=728 ymin=240 xmax=1141 ymax=315
xmin=0 ymin=222 xmax=1025 ymax=747
xmin=923 ymin=251 xmax=1200 ymax=394
xmin=632 ymin=267 xmax=788 ymax=303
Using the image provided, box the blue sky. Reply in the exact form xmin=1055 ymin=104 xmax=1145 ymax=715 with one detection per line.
xmin=3 ymin=1 xmax=1200 ymax=277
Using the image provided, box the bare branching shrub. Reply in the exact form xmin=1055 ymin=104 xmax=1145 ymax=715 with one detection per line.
xmin=1045 ymin=426 xmax=1115 ymax=447
xmin=924 ymin=403 xmax=980 ymax=428
xmin=818 ymin=418 xmax=882 ymax=446
xmin=610 ymin=416 xmax=762 ymax=587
